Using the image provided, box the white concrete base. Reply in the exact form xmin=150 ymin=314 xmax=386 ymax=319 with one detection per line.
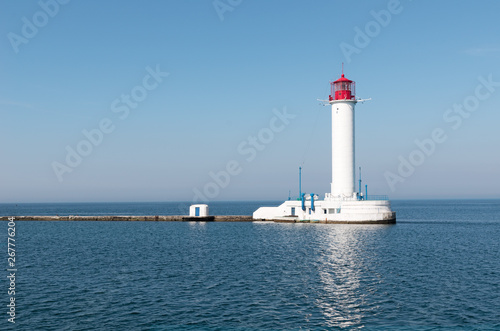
xmin=253 ymin=197 xmax=396 ymax=223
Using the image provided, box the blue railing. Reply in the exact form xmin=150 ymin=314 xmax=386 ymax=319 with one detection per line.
xmin=289 ymin=194 xmax=390 ymax=201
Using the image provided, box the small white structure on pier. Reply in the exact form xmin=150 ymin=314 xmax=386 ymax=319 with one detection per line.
xmin=189 ymin=204 xmax=209 ymax=217
xmin=253 ymin=71 xmax=395 ymax=223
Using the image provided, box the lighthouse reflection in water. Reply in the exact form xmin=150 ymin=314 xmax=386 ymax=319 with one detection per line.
xmin=314 ymin=225 xmax=383 ymax=328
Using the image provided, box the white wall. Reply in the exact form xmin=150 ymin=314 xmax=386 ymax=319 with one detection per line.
xmin=331 ymin=100 xmax=356 ymax=197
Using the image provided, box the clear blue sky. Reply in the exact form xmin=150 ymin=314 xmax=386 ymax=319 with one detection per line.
xmin=1 ymin=0 xmax=499 ymax=203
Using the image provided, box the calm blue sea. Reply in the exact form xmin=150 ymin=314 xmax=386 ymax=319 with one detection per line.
xmin=0 ymin=201 xmax=278 ymax=218
xmin=1 ymin=200 xmax=499 ymax=330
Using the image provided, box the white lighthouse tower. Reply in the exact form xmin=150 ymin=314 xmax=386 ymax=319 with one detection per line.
xmin=253 ymin=70 xmax=396 ymax=223
xmin=330 ymin=72 xmax=357 ymax=198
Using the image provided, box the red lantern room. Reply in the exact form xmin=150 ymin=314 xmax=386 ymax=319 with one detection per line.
xmin=329 ymin=74 xmax=356 ymax=101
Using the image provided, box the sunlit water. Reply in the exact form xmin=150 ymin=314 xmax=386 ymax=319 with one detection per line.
xmin=1 ymin=200 xmax=499 ymax=330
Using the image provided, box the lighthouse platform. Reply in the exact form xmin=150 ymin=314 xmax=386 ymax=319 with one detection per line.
xmin=253 ymin=196 xmax=396 ymax=224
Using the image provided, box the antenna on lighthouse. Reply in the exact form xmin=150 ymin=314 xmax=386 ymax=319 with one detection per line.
xmin=342 ymin=62 xmax=344 ymax=76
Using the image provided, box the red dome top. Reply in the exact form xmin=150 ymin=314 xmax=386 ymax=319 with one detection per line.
xmin=333 ymin=74 xmax=353 ymax=83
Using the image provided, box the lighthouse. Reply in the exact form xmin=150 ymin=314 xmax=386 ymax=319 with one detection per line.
xmin=329 ymin=73 xmax=357 ymax=198
xmin=253 ymin=69 xmax=396 ymax=223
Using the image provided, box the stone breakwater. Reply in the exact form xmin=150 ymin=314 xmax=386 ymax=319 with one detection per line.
xmin=0 ymin=216 xmax=395 ymax=224
xmin=0 ymin=215 xmax=253 ymax=222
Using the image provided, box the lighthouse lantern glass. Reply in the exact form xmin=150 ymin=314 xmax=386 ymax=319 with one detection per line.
xmin=330 ymin=78 xmax=356 ymax=100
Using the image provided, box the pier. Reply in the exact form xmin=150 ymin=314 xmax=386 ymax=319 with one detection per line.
xmin=0 ymin=215 xmax=253 ymax=222
xmin=0 ymin=215 xmax=395 ymax=224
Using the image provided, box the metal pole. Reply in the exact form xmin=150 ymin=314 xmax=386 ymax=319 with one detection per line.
xmin=299 ymin=166 xmax=302 ymax=199
xmin=365 ymin=184 xmax=368 ymax=200
xmin=358 ymin=167 xmax=362 ymax=199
